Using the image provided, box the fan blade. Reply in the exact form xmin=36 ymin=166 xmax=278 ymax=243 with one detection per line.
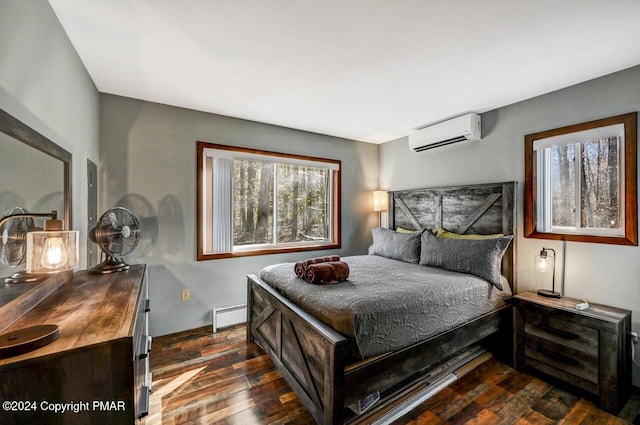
xmin=107 ymin=212 xmax=119 ymax=229
xmin=107 ymin=238 xmax=125 ymax=255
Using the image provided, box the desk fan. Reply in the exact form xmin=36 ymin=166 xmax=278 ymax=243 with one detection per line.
xmin=90 ymin=207 xmax=141 ymax=274
xmin=0 ymin=207 xmax=34 ymax=267
xmin=0 ymin=207 xmax=41 ymax=283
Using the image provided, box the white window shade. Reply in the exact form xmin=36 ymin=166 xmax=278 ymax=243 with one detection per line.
xmin=211 ymin=158 xmax=232 ymax=252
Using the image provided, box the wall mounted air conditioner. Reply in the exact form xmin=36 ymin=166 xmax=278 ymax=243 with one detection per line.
xmin=409 ymin=113 xmax=481 ymax=152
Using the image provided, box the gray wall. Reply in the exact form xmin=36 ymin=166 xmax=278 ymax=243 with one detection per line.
xmin=100 ymin=94 xmax=379 ymax=336
xmin=0 ymin=0 xmax=100 ymax=269
xmin=380 ymin=65 xmax=640 ymax=386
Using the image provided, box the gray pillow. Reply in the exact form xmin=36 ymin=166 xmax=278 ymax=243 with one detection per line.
xmin=369 ymin=227 xmax=421 ymax=263
xmin=419 ymin=230 xmax=512 ymax=290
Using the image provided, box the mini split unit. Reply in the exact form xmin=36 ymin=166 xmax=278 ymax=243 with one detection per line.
xmin=408 ymin=113 xmax=481 ymax=152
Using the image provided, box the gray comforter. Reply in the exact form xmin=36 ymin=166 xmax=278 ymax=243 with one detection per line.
xmin=260 ymin=255 xmax=511 ymax=358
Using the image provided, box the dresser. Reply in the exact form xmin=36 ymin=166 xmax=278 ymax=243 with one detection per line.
xmin=513 ymin=291 xmax=631 ymax=413
xmin=0 ymin=265 xmax=151 ymax=424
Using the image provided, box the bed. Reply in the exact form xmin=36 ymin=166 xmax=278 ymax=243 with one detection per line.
xmin=247 ymin=182 xmax=517 ymax=424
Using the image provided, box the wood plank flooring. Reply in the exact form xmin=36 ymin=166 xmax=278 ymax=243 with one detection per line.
xmin=145 ymin=325 xmax=638 ymax=425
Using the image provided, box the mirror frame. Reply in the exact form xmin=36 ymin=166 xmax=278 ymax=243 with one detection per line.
xmin=0 ymin=107 xmax=72 ymax=228
xmin=524 ymin=112 xmax=637 ymax=246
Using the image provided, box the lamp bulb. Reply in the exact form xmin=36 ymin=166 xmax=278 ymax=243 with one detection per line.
xmin=537 ymin=256 xmax=548 ymax=272
xmin=40 ymin=237 xmax=67 ymax=269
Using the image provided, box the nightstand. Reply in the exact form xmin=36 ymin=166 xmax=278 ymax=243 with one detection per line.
xmin=513 ymin=291 xmax=631 ymax=413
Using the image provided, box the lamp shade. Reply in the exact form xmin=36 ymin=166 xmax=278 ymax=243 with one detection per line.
xmin=373 ymin=191 xmax=388 ymax=212
xmin=26 ymin=230 xmax=79 ymax=274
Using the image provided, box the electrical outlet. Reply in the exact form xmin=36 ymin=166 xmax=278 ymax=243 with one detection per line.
xmin=181 ymin=289 xmax=190 ymax=302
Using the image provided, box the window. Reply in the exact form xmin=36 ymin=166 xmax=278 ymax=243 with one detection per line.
xmin=525 ymin=113 xmax=637 ymax=245
xmin=197 ymin=142 xmax=341 ymax=259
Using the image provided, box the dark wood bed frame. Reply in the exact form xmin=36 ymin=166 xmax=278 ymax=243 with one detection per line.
xmin=247 ymin=181 xmax=517 ymax=424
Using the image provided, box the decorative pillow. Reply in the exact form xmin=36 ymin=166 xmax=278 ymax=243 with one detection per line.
xmin=436 ymin=228 xmax=504 ymax=239
xmin=370 ymin=227 xmax=421 ymax=263
xmin=420 ymin=230 xmax=512 ymax=290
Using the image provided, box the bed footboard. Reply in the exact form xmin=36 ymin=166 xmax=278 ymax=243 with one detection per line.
xmin=247 ymin=274 xmax=349 ymax=425
xmin=248 ymin=273 xmax=513 ymax=425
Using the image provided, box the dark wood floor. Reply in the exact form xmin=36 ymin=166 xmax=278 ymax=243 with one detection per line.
xmin=145 ymin=325 xmax=638 ymax=425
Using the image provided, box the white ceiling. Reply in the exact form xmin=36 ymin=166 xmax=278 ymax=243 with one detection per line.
xmin=49 ymin=0 xmax=640 ymax=144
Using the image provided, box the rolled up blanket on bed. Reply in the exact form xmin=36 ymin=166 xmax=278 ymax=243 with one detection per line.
xmin=294 ymin=255 xmax=340 ymax=279
xmin=305 ymin=261 xmax=350 ymax=284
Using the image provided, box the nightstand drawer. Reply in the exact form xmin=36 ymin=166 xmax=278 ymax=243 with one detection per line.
xmin=524 ymin=335 xmax=598 ymax=388
xmin=524 ymin=311 xmax=598 ymax=355
xmin=524 ymin=352 xmax=599 ymax=395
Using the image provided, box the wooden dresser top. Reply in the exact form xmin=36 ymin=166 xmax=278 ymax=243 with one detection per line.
xmin=0 ymin=264 xmax=146 ymax=367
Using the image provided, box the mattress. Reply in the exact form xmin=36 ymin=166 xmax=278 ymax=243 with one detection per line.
xmin=259 ymin=255 xmax=511 ymax=358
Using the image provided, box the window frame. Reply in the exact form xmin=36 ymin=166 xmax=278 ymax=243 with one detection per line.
xmin=524 ymin=112 xmax=637 ymax=246
xmin=196 ymin=141 xmax=341 ymax=260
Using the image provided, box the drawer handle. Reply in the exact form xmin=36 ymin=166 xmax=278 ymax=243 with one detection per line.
xmin=138 ymin=385 xmax=150 ymax=419
xmin=538 ymin=347 xmax=580 ymax=366
xmin=144 ymin=299 xmax=151 ymax=313
xmin=536 ymin=324 xmax=579 ymax=340
xmin=139 ymin=335 xmax=152 ymax=360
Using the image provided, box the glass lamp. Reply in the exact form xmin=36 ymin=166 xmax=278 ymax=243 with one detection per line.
xmin=535 ymin=247 xmax=560 ymax=298
xmin=25 ymin=212 xmax=79 ymax=274
xmin=1 ymin=210 xmax=78 ymax=283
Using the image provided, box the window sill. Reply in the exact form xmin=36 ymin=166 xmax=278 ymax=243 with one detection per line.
xmin=197 ymin=242 xmax=341 ymax=260
xmin=524 ymin=230 xmax=637 ymax=246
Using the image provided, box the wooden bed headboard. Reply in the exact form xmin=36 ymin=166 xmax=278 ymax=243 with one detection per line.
xmin=388 ymin=181 xmax=517 ymax=293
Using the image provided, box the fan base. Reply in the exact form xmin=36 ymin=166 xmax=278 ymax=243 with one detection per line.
xmin=89 ymin=257 xmax=130 ymax=275
xmin=4 ymin=271 xmax=45 ymax=284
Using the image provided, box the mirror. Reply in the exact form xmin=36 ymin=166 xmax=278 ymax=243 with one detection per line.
xmin=524 ymin=112 xmax=637 ymax=245
xmin=0 ymin=108 xmax=72 ymax=278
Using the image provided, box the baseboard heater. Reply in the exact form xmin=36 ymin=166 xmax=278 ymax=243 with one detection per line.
xmin=212 ymin=304 xmax=247 ymax=333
